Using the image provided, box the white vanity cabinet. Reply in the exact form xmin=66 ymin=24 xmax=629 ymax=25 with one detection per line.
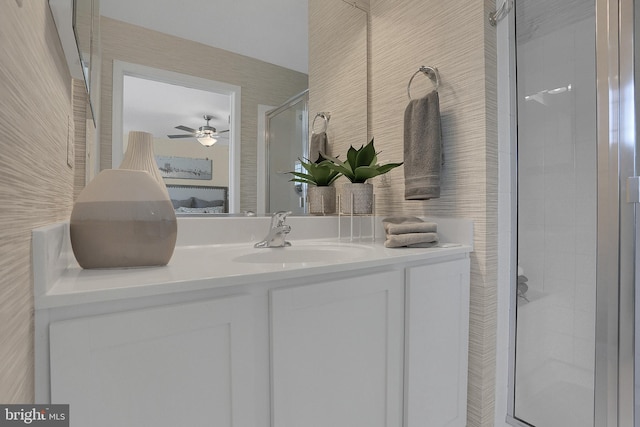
xmin=48 ymin=295 xmax=257 ymax=427
xmin=404 ymin=258 xmax=471 ymax=427
xmin=43 ymin=260 xmax=470 ymax=427
xmin=270 ymin=269 xmax=405 ymax=427
xmin=35 ymin=218 xmax=472 ymax=427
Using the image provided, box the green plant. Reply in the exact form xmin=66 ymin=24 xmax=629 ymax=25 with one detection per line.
xmin=288 ymin=158 xmax=341 ymax=186
xmin=322 ymin=138 xmax=403 ymax=183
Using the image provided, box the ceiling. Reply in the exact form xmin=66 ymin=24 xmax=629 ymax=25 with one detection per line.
xmin=102 ymin=0 xmax=308 ymax=144
xmin=101 ymin=0 xmax=308 ymax=74
xmin=122 ymin=76 xmax=232 ymax=143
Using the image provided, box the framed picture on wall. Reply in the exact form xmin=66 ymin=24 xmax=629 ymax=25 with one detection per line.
xmin=156 ymin=156 xmax=212 ymax=180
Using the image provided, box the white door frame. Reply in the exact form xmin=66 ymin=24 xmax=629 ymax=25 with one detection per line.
xmin=112 ymin=60 xmax=241 ymax=213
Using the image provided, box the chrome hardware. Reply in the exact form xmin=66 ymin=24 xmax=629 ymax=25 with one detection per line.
xmin=254 ymin=211 xmax=292 ymax=248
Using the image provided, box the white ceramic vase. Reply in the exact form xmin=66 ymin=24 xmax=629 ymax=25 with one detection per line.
xmin=339 ymin=182 xmax=373 ymax=214
xmin=120 ymin=130 xmax=169 ymax=197
xmin=307 ymin=186 xmax=336 ymax=215
xmin=70 ymin=169 xmax=177 ymax=269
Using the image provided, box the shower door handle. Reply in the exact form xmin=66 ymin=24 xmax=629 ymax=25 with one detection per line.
xmin=627 ymin=177 xmax=640 ymax=203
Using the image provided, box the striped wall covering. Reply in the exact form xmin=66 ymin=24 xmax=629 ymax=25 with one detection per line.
xmin=0 ymin=2 xmax=500 ymax=422
xmin=367 ymin=1 xmax=499 ymax=425
xmin=0 ymin=0 xmax=75 ymax=403
xmin=309 ymin=0 xmax=369 ymax=159
xmin=72 ymin=80 xmax=88 ymax=199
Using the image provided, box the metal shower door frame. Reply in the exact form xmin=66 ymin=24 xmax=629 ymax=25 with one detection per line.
xmin=595 ymin=0 xmax=636 ymax=425
xmin=506 ymin=0 xmax=638 ymax=425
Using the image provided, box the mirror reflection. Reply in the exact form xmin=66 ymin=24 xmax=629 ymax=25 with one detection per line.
xmin=101 ymin=0 xmax=368 ymax=214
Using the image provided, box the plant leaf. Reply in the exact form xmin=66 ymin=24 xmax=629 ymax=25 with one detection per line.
xmin=355 ymin=139 xmax=376 ymax=167
xmin=326 ymin=172 xmax=341 ymax=186
xmin=289 ymin=171 xmax=315 ymax=181
xmin=375 ymin=162 xmax=403 ymax=174
xmin=290 ymin=178 xmax=314 ymax=185
xmin=328 ymin=163 xmax=355 ymax=181
xmin=346 ymin=146 xmax=359 ymax=170
xmin=353 ymin=166 xmax=384 ymax=182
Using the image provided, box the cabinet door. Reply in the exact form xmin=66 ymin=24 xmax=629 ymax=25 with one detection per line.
xmin=405 ymin=258 xmax=470 ymax=427
xmin=49 ymin=295 xmax=255 ymax=427
xmin=270 ymin=270 xmax=404 ymax=427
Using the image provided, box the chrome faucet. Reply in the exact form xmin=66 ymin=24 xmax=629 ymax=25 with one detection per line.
xmin=254 ymin=211 xmax=292 ymax=248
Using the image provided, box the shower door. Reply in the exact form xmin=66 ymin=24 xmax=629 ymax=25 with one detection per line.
xmin=509 ymin=0 xmax=638 ymax=425
xmin=264 ymin=91 xmax=309 ymax=214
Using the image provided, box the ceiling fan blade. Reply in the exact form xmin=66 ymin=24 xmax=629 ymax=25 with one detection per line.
xmin=167 ymin=134 xmax=195 ymax=139
xmin=218 ymin=129 xmax=230 ymax=133
xmin=175 ymin=125 xmax=196 ymax=133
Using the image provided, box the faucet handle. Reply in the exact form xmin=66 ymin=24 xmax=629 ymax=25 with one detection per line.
xmin=272 ymin=211 xmax=292 ymax=227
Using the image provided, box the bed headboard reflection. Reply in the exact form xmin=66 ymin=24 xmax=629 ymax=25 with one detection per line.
xmin=166 ymin=185 xmax=228 ymax=214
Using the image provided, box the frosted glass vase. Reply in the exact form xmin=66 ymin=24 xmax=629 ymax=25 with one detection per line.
xmin=120 ymin=131 xmax=168 ymax=197
xmin=70 ymin=169 xmax=177 ymax=269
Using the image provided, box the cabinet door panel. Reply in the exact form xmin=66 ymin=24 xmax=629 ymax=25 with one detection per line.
xmin=270 ymin=270 xmax=404 ymax=427
xmin=49 ymin=295 xmax=254 ymax=427
xmin=405 ymin=258 xmax=470 ymax=427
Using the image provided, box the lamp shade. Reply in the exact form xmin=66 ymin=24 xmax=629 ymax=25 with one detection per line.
xmin=197 ymin=135 xmax=217 ymax=146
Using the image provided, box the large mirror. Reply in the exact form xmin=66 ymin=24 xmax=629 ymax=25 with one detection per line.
xmin=102 ymin=0 xmax=369 ymax=214
xmin=49 ymin=0 xmax=100 ymax=122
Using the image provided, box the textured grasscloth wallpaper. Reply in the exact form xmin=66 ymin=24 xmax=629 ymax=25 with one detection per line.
xmin=1 ymin=2 xmax=499 ymax=423
xmin=0 ymin=0 xmax=75 ymax=403
xmin=72 ymin=80 xmax=88 ymax=200
xmin=99 ymin=17 xmax=308 ymax=212
xmin=311 ymin=2 xmax=499 ymax=425
xmin=309 ymin=1 xmax=369 ymax=159
xmin=368 ymin=1 xmax=498 ymax=426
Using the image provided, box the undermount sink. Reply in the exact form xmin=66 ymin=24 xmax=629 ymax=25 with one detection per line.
xmin=232 ymin=242 xmax=374 ymax=264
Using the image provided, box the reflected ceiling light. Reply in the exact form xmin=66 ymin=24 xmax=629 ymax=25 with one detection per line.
xmin=197 ymin=134 xmax=218 ymax=147
xmin=168 ymin=115 xmax=226 ymax=146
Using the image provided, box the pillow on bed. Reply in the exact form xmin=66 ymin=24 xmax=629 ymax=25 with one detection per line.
xmin=205 ymin=206 xmax=225 ymax=214
xmin=175 ymin=206 xmax=225 ymax=214
xmin=192 ymin=198 xmax=225 ymax=208
xmin=171 ymin=198 xmax=194 ymax=209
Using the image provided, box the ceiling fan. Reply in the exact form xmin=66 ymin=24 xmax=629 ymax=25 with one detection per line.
xmin=167 ymin=115 xmax=229 ymax=147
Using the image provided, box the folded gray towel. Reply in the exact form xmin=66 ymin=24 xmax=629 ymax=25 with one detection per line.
xmin=403 ymin=90 xmax=442 ymax=200
xmin=382 ymin=216 xmax=437 ymax=235
xmin=382 ymin=217 xmax=438 ymax=234
xmin=385 ymin=222 xmax=437 ymax=235
xmin=384 ymin=232 xmax=439 ymax=248
xmin=310 ymin=132 xmax=328 ymax=162
xmin=382 ymin=216 xmax=423 ymax=224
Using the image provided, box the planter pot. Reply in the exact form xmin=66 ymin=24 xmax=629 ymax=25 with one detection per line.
xmin=308 ymin=186 xmax=336 ymax=215
xmin=70 ymin=169 xmax=177 ymax=269
xmin=340 ymin=182 xmax=374 ymax=214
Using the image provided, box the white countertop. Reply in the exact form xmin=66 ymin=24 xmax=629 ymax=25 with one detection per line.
xmin=33 ymin=217 xmax=473 ymax=309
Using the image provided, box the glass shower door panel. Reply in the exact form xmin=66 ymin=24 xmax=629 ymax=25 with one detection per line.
xmin=513 ymin=1 xmax=597 ymax=426
xmin=267 ymin=97 xmax=307 ymax=214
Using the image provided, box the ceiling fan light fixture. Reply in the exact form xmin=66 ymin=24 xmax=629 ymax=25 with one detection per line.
xmin=197 ymin=135 xmax=217 ymax=146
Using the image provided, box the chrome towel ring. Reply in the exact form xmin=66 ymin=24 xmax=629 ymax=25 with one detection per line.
xmin=407 ymin=66 xmax=441 ymax=100
xmin=312 ymin=112 xmax=331 ymax=133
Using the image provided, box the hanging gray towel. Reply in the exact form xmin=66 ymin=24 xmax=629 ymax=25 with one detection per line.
xmin=310 ymin=132 xmax=328 ymax=163
xmin=403 ymin=90 xmax=442 ymax=199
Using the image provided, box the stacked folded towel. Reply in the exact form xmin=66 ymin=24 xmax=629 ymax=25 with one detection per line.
xmin=382 ymin=216 xmax=439 ymax=248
